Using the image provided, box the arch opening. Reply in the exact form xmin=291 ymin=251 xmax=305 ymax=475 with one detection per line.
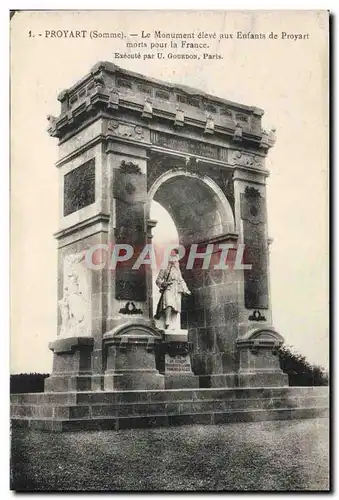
xmin=148 ymin=170 xmax=235 ymax=246
xmin=148 ymin=170 xmax=236 ymax=330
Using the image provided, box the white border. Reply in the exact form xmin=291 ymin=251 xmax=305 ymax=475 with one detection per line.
xmin=4 ymin=3 xmax=334 ymax=500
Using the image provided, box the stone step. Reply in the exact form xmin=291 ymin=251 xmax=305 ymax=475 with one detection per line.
xmin=11 ymin=395 xmax=329 ymax=419
xmin=11 ymin=386 xmax=329 ymax=431
xmin=11 ymin=406 xmax=329 ymax=432
xmin=10 ymin=386 xmax=329 ymax=406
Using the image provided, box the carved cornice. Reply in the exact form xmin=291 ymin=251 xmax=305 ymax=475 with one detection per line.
xmin=54 ymin=213 xmax=110 ymax=241
xmin=236 ymin=327 xmax=284 ymax=354
xmin=197 ymin=232 xmax=239 ymax=245
xmin=229 ymin=150 xmax=266 ymax=169
xmin=107 ymin=120 xmax=148 ymax=143
xmin=48 ymin=62 xmax=273 ymax=152
xmin=49 ymin=336 xmax=94 ymax=354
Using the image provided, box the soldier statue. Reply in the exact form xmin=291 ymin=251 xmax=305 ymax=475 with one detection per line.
xmin=154 ymin=248 xmax=191 ymax=330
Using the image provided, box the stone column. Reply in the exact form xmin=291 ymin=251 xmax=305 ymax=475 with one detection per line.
xmin=104 ymin=124 xmax=152 ymax=330
xmin=45 ymin=118 xmax=110 ymax=392
xmin=101 ymin=122 xmax=166 ymax=389
xmin=231 ymin=153 xmax=287 ymax=387
xmin=183 ymin=234 xmax=240 ymax=388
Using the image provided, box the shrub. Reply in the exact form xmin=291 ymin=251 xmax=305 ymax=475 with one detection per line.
xmin=279 ymin=345 xmax=329 ymax=386
xmin=10 ymin=373 xmax=50 ymax=394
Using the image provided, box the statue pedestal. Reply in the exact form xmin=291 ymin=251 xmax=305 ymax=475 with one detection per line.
xmin=156 ymin=330 xmax=199 ymax=389
xmin=103 ymin=321 xmax=165 ymax=391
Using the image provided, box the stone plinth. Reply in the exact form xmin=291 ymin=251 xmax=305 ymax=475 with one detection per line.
xmin=103 ymin=321 xmax=164 ymax=391
xmin=236 ymin=327 xmax=288 ymax=387
xmin=44 ymin=337 xmax=94 ymax=392
xmin=156 ymin=330 xmax=199 ymax=389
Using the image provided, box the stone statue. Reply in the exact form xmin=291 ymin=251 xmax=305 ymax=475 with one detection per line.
xmin=58 ymin=253 xmax=90 ymax=338
xmin=154 ymin=248 xmax=191 ymax=330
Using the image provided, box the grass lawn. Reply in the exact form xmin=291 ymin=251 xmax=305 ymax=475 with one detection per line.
xmin=11 ymin=418 xmax=329 ymax=492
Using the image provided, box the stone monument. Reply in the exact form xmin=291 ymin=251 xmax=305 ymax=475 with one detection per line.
xmin=11 ymin=62 xmax=328 ymax=431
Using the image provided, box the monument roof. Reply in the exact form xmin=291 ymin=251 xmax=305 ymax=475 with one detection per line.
xmin=59 ymin=61 xmax=264 ymax=117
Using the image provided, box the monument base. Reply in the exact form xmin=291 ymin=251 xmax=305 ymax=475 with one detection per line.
xmin=104 ymin=371 xmax=165 ymax=391
xmin=44 ymin=374 xmax=93 ymax=392
xmin=237 ymin=370 xmax=289 ymax=388
xmin=199 ymin=373 xmax=238 ymax=388
xmin=102 ymin=321 xmax=165 ymax=391
xmin=156 ymin=329 xmax=199 ymax=389
xmin=11 ymin=386 xmax=329 ymax=432
xmin=163 ymin=373 xmax=199 ymax=389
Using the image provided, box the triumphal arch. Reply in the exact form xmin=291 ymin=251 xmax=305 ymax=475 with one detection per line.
xmin=11 ymin=62 xmax=328 ymax=431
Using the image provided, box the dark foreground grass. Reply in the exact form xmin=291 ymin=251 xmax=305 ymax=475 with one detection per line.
xmin=11 ymin=418 xmax=329 ymax=492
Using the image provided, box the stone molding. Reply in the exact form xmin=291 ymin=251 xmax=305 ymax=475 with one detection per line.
xmin=54 ymin=213 xmax=110 ymax=241
xmin=48 ymin=336 xmax=94 ymax=354
xmin=236 ymin=327 xmax=284 ymax=353
xmin=103 ymin=321 xmax=163 ymax=344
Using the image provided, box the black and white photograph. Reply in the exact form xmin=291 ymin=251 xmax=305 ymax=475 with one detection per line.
xmin=9 ymin=9 xmax=329 ymax=492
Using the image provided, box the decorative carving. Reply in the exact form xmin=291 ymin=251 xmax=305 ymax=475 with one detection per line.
xmin=204 ymin=115 xmax=215 ymax=134
xmin=58 ymin=253 xmax=91 ymax=338
xmin=260 ymin=131 xmax=270 ymax=149
xmin=150 ymin=131 xmax=228 ymax=161
xmin=244 ymin=186 xmax=261 ymax=198
xmin=269 ymin=128 xmax=277 ymax=144
xmin=235 ymin=113 xmax=248 ymax=124
xmin=261 ymin=127 xmax=277 ymax=148
xmin=156 ymin=341 xmax=191 ymax=357
xmin=93 ymin=73 xmax=105 ymax=88
xmin=155 ymin=89 xmax=170 ymax=101
xmin=168 ymin=343 xmax=190 ymax=357
xmin=147 ymin=219 xmax=158 ymax=240
xmin=119 ymin=302 xmax=143 ymax=315
xmin=236 ymin=328 xmax=284 ymax=352
xmin=142 ymin=97 xmax=153 ymax=119
xmin=248 ymin=310 xmax=267 ymax=321
xmin=119 ymin=160 xmax=142 ymax=175
xmin=107 ymin=121 xmax=145 ymax=141
xmin=241 ymin=188 xmax=269 ymax=308
xmin=185 ymin=156 xmax=200 ymax=171
xmin=233 ymin=123 xmax=243 ymax=141
xmin=47 ymin=114 xmax=58 ymax=128
xmin=220 ymin=108 xmax=234 ymax=119
xmin=138 ymin=84 xmax=153 ymax=96
xmin=155 ymin=340 xmax=194 ymax=374
xmin=63 ymin=159 xmax=95 ymax=216
xmin=109 ymin=120 xmax=119 ymax=129
xmin=205 ymin=103 xmax=217 ymax=114
xmin=218 ymin=169 xmax=235 ymax=211
xmin=108 ymin=89 xmax=119 ymax=109
xmin=174 ymin=108 xmax=185 ymax=127
xmin=230 ymin=151 xmax=265 ymax=169
xmin=115 ymin=157 xmax=147 ymax=301
xmin=116 ymin=77 xmax=132 ymax=90
xmin=241 ymin=187 xmax=265 ymax=224
xmin=176 ymin=94 xmax=188 ymax=104
xmin=188 ymin=96 xmax=200 ymax=108
xmin=47 ymin=115 xmax=58 ymax=136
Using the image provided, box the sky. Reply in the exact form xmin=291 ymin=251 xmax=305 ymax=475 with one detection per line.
xmin=10 ymin=10 xmax=329 ymax=373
